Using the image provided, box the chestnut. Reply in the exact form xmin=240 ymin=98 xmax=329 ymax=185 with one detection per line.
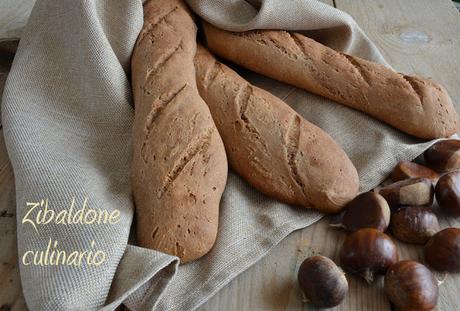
xmin=377 ymin=177 xmax=434 ymax=209
xmin=384 ymin=260 xmax=438 ymax=311
xmin=425 ymin=228 xmax=460 ymax=272
xmin=390 ymin=207 xmax=440 ymax=244
xmin=332 ymin=192 xmax=390 ymax=232
xmin=424 ymin=139 xmax=460 ymax=172
xmin=340 ymin=228 xmax=399 ymax=283
xmin=297 ymin=256 xmax=348 ymax=308
xmin=391 ymin=160 xmax=439 ymax=183
xmin=435 ymin=171 xmax=460 ymax=216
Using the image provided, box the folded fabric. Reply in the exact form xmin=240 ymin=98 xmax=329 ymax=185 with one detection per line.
xmin=1 ymin=0 xmax=443 ymax=310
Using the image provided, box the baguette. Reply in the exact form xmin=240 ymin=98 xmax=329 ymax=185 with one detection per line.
xmin=194 ymin=46 xmax=359 ymax=213
xmin=202 ymin=23 xmax=459 ymax=139
xmin=131 ymin=0 xmax=227 ymax=263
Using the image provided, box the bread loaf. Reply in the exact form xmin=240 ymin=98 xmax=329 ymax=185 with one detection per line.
xmin=202 ymin=23 xmax=459 ymax=139
xmin=131 ymin=0 xmax=227 ymax=263
xmin=194 ymin=46 xmax=359 ymax=213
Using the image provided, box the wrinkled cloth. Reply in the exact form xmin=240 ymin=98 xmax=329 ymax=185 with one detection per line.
xmin=1 ymin=0 xmax=447 ymax=310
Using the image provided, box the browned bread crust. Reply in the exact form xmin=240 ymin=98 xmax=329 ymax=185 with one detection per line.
xmin=195 ymin=46 xmax=359 ymax=213
xmin=202 ymin=23 xmax=459 ymax=139
xmin=131 ymin=1 xmax=227 ymax=263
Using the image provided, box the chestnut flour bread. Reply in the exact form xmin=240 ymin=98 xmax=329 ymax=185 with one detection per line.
xmin=194 ymin=46 xmax=359 ymax=213
xmin=131 ymin=0 xmax=227 ymax=263
xmin=202 ymin=23 xmax=459 ymax=139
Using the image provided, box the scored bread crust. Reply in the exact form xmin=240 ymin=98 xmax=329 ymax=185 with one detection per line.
xmin=195 ymin=46 xmax=359 ymax=213
xmin=202 ymin=23 xmax=459 ymax=139
xmin=131 ymin=0 xmax=227 ymax=263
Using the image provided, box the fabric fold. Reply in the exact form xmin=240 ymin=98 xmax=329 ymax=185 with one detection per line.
xmin=186 ymin=0 xmax=388 ymax=65
xmin=103 ymin=245 xmax=179 ymax=311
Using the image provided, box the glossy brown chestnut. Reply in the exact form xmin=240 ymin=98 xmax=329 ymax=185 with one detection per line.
xmin=435 ymin=171 xmax=460 ymax=216
xmin=424 ymin=139 xmax=460 ymax=172
xmin=333 ymin=192 xmax=390 ymax=232
xmin=391 ymin=160 xmax=439 ymax=183
xmin=425 ymin=228 xmax=460 ymax=272
xmin=377 ymin=177 xmax=434 ymax=209
xmin=298 ymin=256 xmax=348 ymax=308
xmin=390 ymin=207 xmax=440 ymax=244
xmin=340 ymin=228 xmax=399 ymax=283
xmin=384 ymin=260 xmax=438 ymax=311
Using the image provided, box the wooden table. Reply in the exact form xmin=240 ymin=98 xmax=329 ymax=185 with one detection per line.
xmin=1 ymin=0 xmax=460 ymax=310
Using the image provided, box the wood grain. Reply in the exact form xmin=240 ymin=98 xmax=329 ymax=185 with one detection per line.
xmin=0 ymin=38 xmax=26 ymax=311
xmin=1 ymin=0 xmax=460 ymax=310
xmin=0 ymin=133 xmax=24 ymax=311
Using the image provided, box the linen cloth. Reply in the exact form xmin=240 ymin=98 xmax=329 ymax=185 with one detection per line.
xmin=1 ymin=0 xmax=449 ymax=310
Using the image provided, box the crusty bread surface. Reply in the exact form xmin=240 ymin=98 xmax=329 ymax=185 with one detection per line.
xmin=194 ymin=45 xmax=359 ymax=213
xmin=131 ymin=0 xmax=227 ymax=263
xmin=202 ymin=23 xmax=459 ymax=139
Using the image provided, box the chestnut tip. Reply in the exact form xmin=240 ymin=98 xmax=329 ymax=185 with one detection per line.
xmin=333 ymin=192 xmax=390 ymax=232
xmin=297 ymin=255 xmax=348 ymax=308
xmin=340 ymin=228 xmax=399 ymax=283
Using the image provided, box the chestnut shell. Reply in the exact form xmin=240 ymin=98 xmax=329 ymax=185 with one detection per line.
xmin=435 ymin=171 xmax=460 ymax=216
xmin=340 ymin=192 xmax=390 ymax=232
xmin=391 ymin=160 xmax=439 ymax=183
xmin=340 ymin=228 xmax=399 ymax=283
xmin=424 ymin=139 xmax=460 ymax=172
xmin=384 ymin=260 xmax=438 ymax=311
xmin=425 ymin=228 xmax=460 ymax=272
xmin=378 ymin=177 xmax=434 ymax=209
xmin=298 ymin=256 xmax=348 ymax=308
xmin=390 ymin=207 xmax=440 ymax=244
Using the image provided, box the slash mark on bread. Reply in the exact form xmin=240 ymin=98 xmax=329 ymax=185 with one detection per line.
xmin=151 ymin=6 xmax=179 ymax=27
xmin=151 ymin=227 xmax=159 ymax=240
xmin=256 ymin=32 xmax=296 ymax=60
xmin=204 ymin=60 xmax=222 ymax=89
xmin=402 ymin=75 xmax=423 ymax=106
xmin=237 ymin=84 xmax=258 ymax=135
xmin=141 ymin=84 xmax=188 ymax=162
xmin=157 ymin=128 xmax=214 ymax=198
xmin=289 ymin=33 xmax=308 ymax=60
xmin=287 ymin=33 xmax=321 ymax=76
xmin=237 ymin=84 xmax=253 ymax=122
xmin=236 ymin=84 xmax=269 ymax=151
xmin=342 ymin=54 xmax=371 ymax=86
xmin=285 ymin=114 xmax=307 ymax=200
xmin=136 ymin=6 xmax=179 ymax=47
xmin=145 ymin=39 xmax=183 ymax=81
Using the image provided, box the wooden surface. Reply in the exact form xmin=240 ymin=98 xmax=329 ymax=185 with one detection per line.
xmin=0 ymin=0 xmax=460 ymax=310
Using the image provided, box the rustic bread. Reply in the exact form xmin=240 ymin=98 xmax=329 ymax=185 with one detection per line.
xmin=131 ymin=0 xmax=227 ymax=263
xmin=194 ymin=46 xmax=359 ymax=213
xmin=202 ymin=23 xmax=459 ymax=139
